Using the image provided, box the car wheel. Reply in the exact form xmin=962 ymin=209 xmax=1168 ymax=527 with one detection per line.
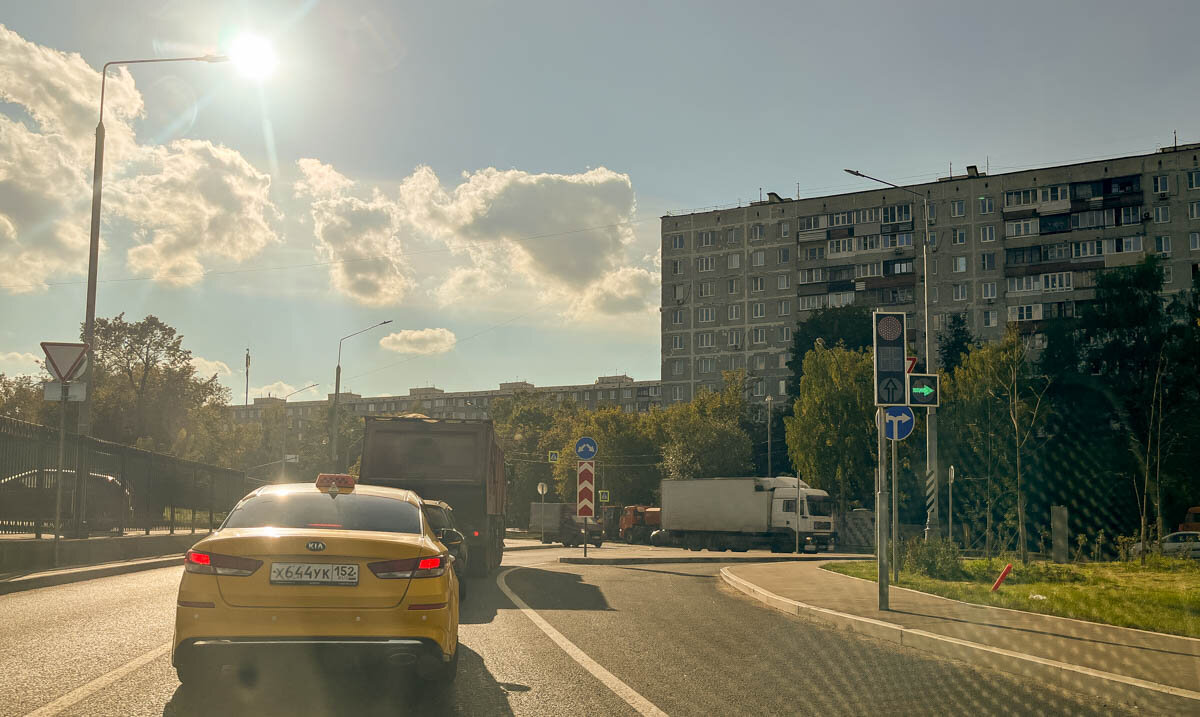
xmin=593 ymin=541 xmax=602 ymax=548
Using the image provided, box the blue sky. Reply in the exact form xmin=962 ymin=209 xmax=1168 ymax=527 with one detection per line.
xmin=2 ymin=0 xmax=1199 ymax=401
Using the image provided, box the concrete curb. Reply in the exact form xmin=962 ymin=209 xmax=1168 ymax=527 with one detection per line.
xmin=560 ymin=555 xmax=860 ymax=566
xmin=504 ymin=544 xmax=561 ymax=552
xmin=720 ymin=567 xmax=1200 ymax=715
xmin=0 ymin=554 xmax=183 ymax=595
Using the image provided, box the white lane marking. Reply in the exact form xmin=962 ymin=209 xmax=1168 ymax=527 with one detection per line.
xmin=497 ymin=567 xmax=668 ymax=717
xmin=25 ymin=642 xmax=172 ymax=717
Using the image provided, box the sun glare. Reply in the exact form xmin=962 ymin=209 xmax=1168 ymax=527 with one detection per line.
xmin=229 ymin=34 xmax=278 ymax=80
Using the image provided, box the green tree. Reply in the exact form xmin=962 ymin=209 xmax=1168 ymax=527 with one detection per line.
xmin=786 ymin=305 xmax=872 ymax=402
xmin=784 ymin=342 xmax=876 ymax=514
xmin=648 ymin=371 xmax=753 ymax=482
xmin=0 ymin=374 xmax=49 ymax=423
xmin=937 ymin=312 xmax=975 ymax=373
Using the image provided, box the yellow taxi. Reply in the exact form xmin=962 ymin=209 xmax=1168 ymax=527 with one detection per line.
xmin=172 ymin=474 xmax=461 ymax=684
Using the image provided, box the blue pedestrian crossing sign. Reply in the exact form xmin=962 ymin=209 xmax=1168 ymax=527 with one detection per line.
xmin=884 ymin=407 xmax=916 ymax=441
xmin=575 ymin=436 xmax=598 ymax=459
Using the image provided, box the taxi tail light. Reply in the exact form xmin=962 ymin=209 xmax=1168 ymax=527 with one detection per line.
xmin=185 ymin=550 xmax=261 ymax=577
xmin=368 ymin=554 xmax=447 ymax=579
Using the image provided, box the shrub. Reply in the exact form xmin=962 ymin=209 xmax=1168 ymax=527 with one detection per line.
xmin=902 ymin=537 xmax=964 ymax=580
xmin=1116 ymin=534 xmax=1137 ymax=562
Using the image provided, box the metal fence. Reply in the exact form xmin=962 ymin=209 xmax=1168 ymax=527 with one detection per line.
xmin=0 ymin=415 xmax=247 ymax=537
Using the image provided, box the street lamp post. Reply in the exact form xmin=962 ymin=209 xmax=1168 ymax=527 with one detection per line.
xmin=844 ymin=169 xmax=940 ymax=541
xmin=765 ymin=395 xmax=774 ymax=478
xmin=329 ymin=320 xmax=393 ymax=470
xmin=280 ymin=383 xmax=318 ymax=482
xmin=77 ymin=53 xmax=229 ymax=440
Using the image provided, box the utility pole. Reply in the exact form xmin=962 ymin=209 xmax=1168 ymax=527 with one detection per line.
xmin=876 ymin=408 xmax=889 ymax=610
xmin=244 ymin=348 xmax=250 ymax=406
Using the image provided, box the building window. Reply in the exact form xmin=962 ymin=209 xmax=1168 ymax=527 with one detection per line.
xmin=953 ymin=284 xmax=968 ymax=301
xmin=699 ymin=231 xmax=715 ymax=247
xmin=781 ymin=222 xmax=790 ymax=238
xmin=1155 ymin=235 xmax=1172 ymax=254
xmin=671 ymin=309 xmax=684 ymax=325
xmin=1006 ymin=219 xmax=1037 ymax=237
xmin=983 ymin=310 xmax=998 ymax=328
xmin=729 ymin=329 xmax=743 ymax=348
xmin=697 ymin=332 xmax=715 ymax=348
xmin=953 ymin=256 xmax=967 ymax=272
xmin=829 ymin=211 xmax=852 ymax=227
xmin=777 ymin=274 xmax=791 ymax=290
xmin=1005 ymin=189 xmax=1036 ymax=207
xmin=950 ymin=200 xmax=965 ymax=217
xmin=671 ymin=235 xmax=685 ymax=250
xmin=727 ymin=228 xmax=740 ymax=245
xmin=804 ymin=246 xmax=825 ymax=260
xmin=671 ymin=259 xmax=682 ymax=275
xmin=980 ymin=252 xmax=996 ymax=271
xmin=752 ymin=302 xmax=766 ymax=318
xmin=699 ymin=281 xmax=714 ymax=297
xmin=1040 ymin=185 xmax=1069 ymax=202
xmin=753 ymin=380 xmax=766 ymax=397
xmin=750 ymin=224 xmax=765 ymax=240
xmin=799 ymin=268 xmax=825 ymax=284
xmin=859 ymin=234 xmax=880 ymax=251
xmin=1164 ymin=265 xmax=1173 ymax=284
xmin=671 ymin=385 xmax=683 ymax=400
xmin=931 ymin=258 xmax=938 ymax=275
xmin=931 ymin=286 xmax=939 ymax=302
xmin=881 ymin=204 xmax=912 ymax=223
xmin=727 ymin=253 xmax=741 ymax=269
xmin=778 ymin=379 xmax=788 ymax=396
xmin=778 ymin=247 xmax=791 ymax=263
xmin=828 ymin=292 xmax=855 ymax=307
xmin=1073 ymin=240 xmax=1103 ymax=258
xmin=698 ymin=307 xmax=715 ymax=323
xmin=781 ymin=326 xmax=792 ymax=342
xmin=752 ymin=250 xmax=765 ymax=266
xmin=1154 ymin=206 xmax=1170 ymax=223
xmin=1153 ymin=175 xmax=1169 ymax=193
xmin=979 ymin=196 xmax=995 ymax=214
xmin=752 ymin=328 xmax=767 ymax=344
xmin=698 ymin=358 xmax=715 ymax=374
xmin=779 ymin=299 xmax=791 ymax=316
xmin=727 ymin=278 xmax=740 ymax=294
xmin=673 ymin=284 xmax=686 ymax=300
xmin=856 ymin=208 xmax=879 ymax=224
xmin=828 ymin=237 xmax=853 ymax=255
xmin=1008 ymin=275 xmax=1041 ymax=293
xmin=728 ymin=304 xmax=742 ymax=320
xmin=799 ymin=216 xmax=822 ymax=231
xmin=953 ymin=228 xmax=967 ymax=245
xmin=884 ymin=258 xmax=914 ymax=275
xmin=697 ymin=256 xmax=714 ymax=272
xmin=883 ymin=233 xmax=913 ymax=248
xmin=751 ymin=277 xmax=765 ymax=292
xmin=754 ymin=354 xmax=767 ymax=370
xmin=856 ymin=262 xmax=882 ymax=278
xmin=1043 ymin=271 xmax=1072 ymax=292
xmin=981 ymin=281 xmax=996 ymax=299
xmin=1191 ymin=232 xmax=1200 ymax=250
xmin=799 ymin=295 xmax=826 ymax=311
xmin=1190 ymin=201 xmax=1200 ymax=220
xmin=1111 ymin=236 xmax=1144 ymax=253
xmin=1008 ymin=304 xmax=1041 ymax=322
xmin=980 ymin=225 xmax=996 ymax=242
xmin=1119 ymin=206 xmax=1142 ymax=225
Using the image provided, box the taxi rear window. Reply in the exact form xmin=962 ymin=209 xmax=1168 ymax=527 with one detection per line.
xmin=223 ymin=493 xmax=422 ymax=533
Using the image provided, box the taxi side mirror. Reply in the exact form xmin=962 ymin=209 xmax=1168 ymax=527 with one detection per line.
xmin=437 ymin=528 xmax=465 ymax=547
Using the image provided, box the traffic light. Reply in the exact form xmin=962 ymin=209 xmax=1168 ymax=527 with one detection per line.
xmin=907 ymin=373 xmax=939 ymax=407
xmin=872 ymin=311 xmax=907 ymax=406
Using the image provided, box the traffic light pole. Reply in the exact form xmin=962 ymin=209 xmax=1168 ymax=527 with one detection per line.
xmin=876 ymin=408 xmax=889 ymax=610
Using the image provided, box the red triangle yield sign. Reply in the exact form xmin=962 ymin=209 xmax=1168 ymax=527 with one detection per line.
xmin=41 ymin=342 xmax=88 ymax=382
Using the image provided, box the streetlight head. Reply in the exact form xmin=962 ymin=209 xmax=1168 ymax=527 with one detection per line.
xmin=381 ymin=319 xmax=394 ymax=325
xmin=229 ymin=34 xmax=277 ymax=80
xmin=200 ymin=54 xmax=230 ymax=64
xmin=844 ymin=169 xmax=862 ymax=177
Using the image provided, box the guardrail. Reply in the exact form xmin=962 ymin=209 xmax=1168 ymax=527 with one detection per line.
xmin=0 ymin=415 xmax=247 ymax=538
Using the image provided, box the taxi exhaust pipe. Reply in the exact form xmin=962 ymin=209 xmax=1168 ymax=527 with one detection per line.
xmin=387 ymin=651 xmax=417 ymax=667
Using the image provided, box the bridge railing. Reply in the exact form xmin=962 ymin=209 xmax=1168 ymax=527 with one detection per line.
xmin=0 ymin=415 xmax=247 ymax=538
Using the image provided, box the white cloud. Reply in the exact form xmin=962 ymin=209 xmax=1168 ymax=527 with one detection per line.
xmin=0 ymin=350 xmax=43 ymax=376
xmin=295 ymin=159 xmax=412 ymax=306
xmin=0 ymin=25 xmax=278 ymax=293
xmin=564 ymin=266 xmax=658 ymax=320
xmin=191 ymin=356 xmax=232 ymax=379
xmin=252 ymin=381 xmax=321 ymax=400
xmin=379 ymin=328 xmax=457 ymax=356
xmin=434 ymin=265 xmax=505 ymax=307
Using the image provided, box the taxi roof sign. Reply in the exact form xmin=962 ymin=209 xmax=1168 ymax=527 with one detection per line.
xmin=316 ymin=473 xmax=356 ymax=495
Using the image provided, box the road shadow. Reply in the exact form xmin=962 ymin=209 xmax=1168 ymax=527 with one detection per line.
xmin=612 ymin=566 xmax=716 ymax=579
xmin=502 ymin=567 xmax=614 ymax=612
xmin=162 ymin=644 xmax=516 ymax=717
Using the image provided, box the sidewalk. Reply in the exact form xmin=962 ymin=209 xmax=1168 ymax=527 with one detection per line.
xmin=724 ymin=560 xmax=1200 ymax=714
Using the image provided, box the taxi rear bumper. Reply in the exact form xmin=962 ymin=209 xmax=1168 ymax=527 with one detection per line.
xmin=174 ymin=636 xmax=451 ymax=672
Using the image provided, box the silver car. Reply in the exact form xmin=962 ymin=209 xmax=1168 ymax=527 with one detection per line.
xmin=1131 ymin=531 xmax=1200 ymax=559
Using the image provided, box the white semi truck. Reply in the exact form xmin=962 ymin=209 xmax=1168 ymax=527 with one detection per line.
xmin=655 ymin=476 xmax=835 ymax=552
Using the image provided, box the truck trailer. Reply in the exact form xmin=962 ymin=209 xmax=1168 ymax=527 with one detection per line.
xmin=359 ymin=416 xmax=506 ymax=576
xmin=655 ymin=476 xmax=835 ymax=552
xmin=529 ymin=502 xmax=604 ymax=547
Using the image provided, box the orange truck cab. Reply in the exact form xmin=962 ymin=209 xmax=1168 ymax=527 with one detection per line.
xmin=1180 ymin=506 xmax=1200 ymax=532
xmin=619 ymin=506 xmax=662 ymax=544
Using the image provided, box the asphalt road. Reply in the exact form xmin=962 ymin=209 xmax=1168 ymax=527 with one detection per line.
xmin=1 ymin=546 xmax=1134 ymax=717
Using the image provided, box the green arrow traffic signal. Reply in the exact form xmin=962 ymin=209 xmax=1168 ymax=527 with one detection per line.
xmin=912 ymin=385 xmax=933 ymax=397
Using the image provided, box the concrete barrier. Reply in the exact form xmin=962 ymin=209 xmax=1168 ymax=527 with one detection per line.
xmin=0 ymin=532 xmax=208 ymax=574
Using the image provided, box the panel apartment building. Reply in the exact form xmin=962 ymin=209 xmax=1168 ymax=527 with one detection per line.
xmin=661 ymin=144 xmax=1200 ymax=405
xmin=231 ymin=374 xmax=662 ymax=439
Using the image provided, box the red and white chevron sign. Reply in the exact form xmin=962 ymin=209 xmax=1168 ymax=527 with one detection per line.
xmin=577 ymin=460 xmax=595 ymax=517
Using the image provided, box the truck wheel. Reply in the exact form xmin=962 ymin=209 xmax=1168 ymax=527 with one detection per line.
xmin=625 ymin=532 xmax=635 ymax=544
xmin=592 ymin=541 xmax=602 ymax=548
xmin=467 ymin=545 xmax=490 ymax=578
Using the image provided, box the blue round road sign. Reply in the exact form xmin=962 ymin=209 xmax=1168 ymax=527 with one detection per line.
xmin=884 ymin=407 xmax=916 ymax=441
xmin=575 ymin=436 xmax=598 ymax=459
